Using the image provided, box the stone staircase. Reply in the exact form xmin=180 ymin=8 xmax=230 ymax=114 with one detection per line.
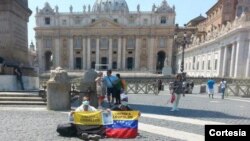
xmin=0 ymin=91 xmax=46 ymax=105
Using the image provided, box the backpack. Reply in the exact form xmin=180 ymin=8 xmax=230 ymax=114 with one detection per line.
xmin=56 ymin=123 xmax=77 ymax=137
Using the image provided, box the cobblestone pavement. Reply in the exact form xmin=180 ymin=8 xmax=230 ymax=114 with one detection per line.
xmin=0 ymin=91 xmax=250 ymax=141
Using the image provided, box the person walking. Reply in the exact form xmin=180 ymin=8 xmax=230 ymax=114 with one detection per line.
xmin=220 ymin=79 xmax=227 ymax=99
xmin=103 ymin=69 xmax=118 ymax=106
xmin=207 ymin=78 xmax=215 ymax=99
xmin=95 ymin=72 xmax=106 ymax=109
xmin=171 ymin=74 xmax=184 ymax=111
xmin=14 ymin=63 xmax=24 ymax=90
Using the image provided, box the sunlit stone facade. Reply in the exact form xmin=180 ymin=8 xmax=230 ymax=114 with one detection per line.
xmin=35 ymin=0 xmax=176 ymax=73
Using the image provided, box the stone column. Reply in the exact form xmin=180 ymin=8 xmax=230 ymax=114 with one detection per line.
xmin=55 ymin=37 xmax=60 ymax=67
xmin=109 ymin=38 xmax=113 ymax=69
xmin=96 ymin=38 xmax=100 ymax=65
xmin=234 ymin=41 xmax=245 ymax=77
xmin=69 ymin=37 xmax=74 ymax=70
xmin=218 ymin=47 xmax=224 ymax=76
xmin=230 ymin=43 xmax=236 ymax=77
xmin=47 ymin=67 xmax=71 ymax=110
xmin=122 ymin=37 xmax=126 ymax=69
xmin=82 ymin=37 xmax=86 ymax=70
xmin=135 ymin=37 xmax=140 ymax=70
xmin=87 ymin=37 xmax=91 ymax=69
xmin=79 ymin=70 xmax=98 ymax=108
xmin=37 ymin=38 xmax=44 ymax=72
xmin=117 ymin=38 xmax=122 ymax=69
xmin=222 ymin=46 xmax=228 ymax=77
xmin=246 ymin=41 xmax=250 ymax=77
xmin=148 ymin=37 xmax=155 ymax=72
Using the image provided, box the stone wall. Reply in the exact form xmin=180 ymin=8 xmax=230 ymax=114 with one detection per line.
xmin=0 ymin=75 xmax=39 ymax=91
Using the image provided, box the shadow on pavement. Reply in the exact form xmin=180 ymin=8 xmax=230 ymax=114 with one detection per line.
xmin=130 ymin=104 xmax=250 ymax=120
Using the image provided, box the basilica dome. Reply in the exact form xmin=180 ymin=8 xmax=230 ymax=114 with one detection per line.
xmin=92 ymin=0 xmax=129 ymax=13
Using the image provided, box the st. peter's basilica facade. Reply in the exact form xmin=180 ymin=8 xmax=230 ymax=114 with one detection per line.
xmin=35 ymin=0 xmax=175 ymax=73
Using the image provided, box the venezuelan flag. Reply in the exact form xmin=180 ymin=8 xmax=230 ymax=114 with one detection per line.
xmin=106 ymin=111 xmax=139 ymax=138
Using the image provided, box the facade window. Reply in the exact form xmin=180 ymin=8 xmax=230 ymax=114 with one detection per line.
xmin=112 ymin=39 xmax=118 ymax=48
xmin=74 ymin=17 xmax=81 ymax=25
xmin=160 ymin=16 xmax=167 ymax=24
xmin=112 ymin=61 xmax=117 ymax=69
xmin=73 ymin=36 xmax=82 ymax=48
xmin=189 ymin=62 xmax=191 ymax=70
xmin=91 ymin=39 xmax=96 ymax=49
xmin=202 ymin=61 xmax=205 ymax=70
xmin=193 ymin=57 xmax=195 ymax=70
xmin=127 ymin=38 xmax=135 ymax=49
xmin=208 ymin=60 xmax=211 ymax=70
xmin=214 ymin=59 xmax=218 ymax=70
xmin=91 ymin=61 xmax=96 ymax=69
xmin=75 ymin=57 xmax=82 ymax=69
xmin=197 ymin=62 xmax=199 ymax=70
xmin=43 ymin=37 xmax=52 ymax=48
xmin=113 ymin=51 xmax=117 ymax=54
xmin=100 ymin=38 xmax=109 ymax=49
xmin=62 ymin=19 xmax=67 ymax=25
xmin=45 ymin=17 xmax=50 ymax=25
xmin=159 ymin=38 xmax=166 ymax=48
xmin=143 ymin=18 xmax=148 ymax=25
xmin=114 ymin=19 xmax=118 ymax=23
xmin=91 ymin=19 xmax=96 ymax=23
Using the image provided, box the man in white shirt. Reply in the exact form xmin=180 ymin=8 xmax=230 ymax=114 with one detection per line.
xmin=68 ymin=96 xmax=101 ymax=140
xmin=69 ymin=96 xmax=97 ymax=121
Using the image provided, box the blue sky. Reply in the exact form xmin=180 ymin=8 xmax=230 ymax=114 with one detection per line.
xmin=28 ymin=0 xmax=217 ymax=47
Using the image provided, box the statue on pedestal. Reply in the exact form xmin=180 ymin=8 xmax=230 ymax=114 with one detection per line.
xmin=162 ymin=57 xmax=172 ymax=76
xmin=83 ymin=5 xmax=86 ymax=13
xmin=137 ymin=4 xmax=140 ymax=12
xmin=70 ymin=5 xmax=73 ymax=13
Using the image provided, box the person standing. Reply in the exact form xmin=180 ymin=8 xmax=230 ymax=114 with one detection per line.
xmin=14 ymin=63 xmax=24 ymax=90
xmin=171 ymin=74 xmax=184 ymax=111
xmin=220 ymin=79 xmax=227 ymax=99
xmin=103 ymin=69 xmax=118 ymax=106
xmin=95 ymin=72 xmax=106 ymax=109
xmin=207 ymin=78 xmax=215 ymax=99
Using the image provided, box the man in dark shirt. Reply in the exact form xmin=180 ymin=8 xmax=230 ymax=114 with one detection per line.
xmin=14 ymin=63 xmax=24 ymax=90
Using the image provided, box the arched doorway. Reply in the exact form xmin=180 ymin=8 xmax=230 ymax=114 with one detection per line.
xmin=127 ymin=57 xmax=134 ymax=70
xmin=45 ymin=51 xmax=53 ymax=71
xmin=156 ymin=51 xmax=166 ymax=72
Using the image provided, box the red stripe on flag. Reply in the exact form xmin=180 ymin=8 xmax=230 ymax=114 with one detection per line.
xmin=106 ymin=128 xmax=138 ymax=138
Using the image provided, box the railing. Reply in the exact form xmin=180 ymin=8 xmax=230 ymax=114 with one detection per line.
xmin=39 ymin=76 xmax=250 ymax=97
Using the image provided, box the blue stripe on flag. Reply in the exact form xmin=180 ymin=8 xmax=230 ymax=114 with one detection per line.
xmin=106 ymin=120 xmax=138 ymax=129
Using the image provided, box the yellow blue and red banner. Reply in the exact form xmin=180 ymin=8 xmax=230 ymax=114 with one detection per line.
xmin=74 ymin=111 xmax=140 ymax=138
xmin=105 ymin=111 xmax=139 ymax=138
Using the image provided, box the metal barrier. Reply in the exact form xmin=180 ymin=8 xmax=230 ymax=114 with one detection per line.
xmin=39 ymin=76 xmax=250 ymax=96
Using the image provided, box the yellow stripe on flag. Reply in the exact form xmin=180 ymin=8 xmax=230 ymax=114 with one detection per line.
xmin=112 ymin=111 xmax=139 ymax=120
xmin=74 ymin=111 xmax=103 ymax=125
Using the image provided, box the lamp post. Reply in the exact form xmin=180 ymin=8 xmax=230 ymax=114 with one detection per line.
xmin=174 ymin=32 xmax=191 ymax=80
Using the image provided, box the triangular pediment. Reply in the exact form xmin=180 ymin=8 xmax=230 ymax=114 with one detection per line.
xmin=87 ymin=19 xmax=124 ymax=29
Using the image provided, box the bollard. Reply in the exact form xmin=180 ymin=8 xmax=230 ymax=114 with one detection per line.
xmin=78 ymin=70 xmax=98 ymax=108
xmin=47 ymin=67 xmax=71 ymax=111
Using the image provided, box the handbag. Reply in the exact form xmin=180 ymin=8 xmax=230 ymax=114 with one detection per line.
xmin=170 ymin=94 xmax=176 ymax=103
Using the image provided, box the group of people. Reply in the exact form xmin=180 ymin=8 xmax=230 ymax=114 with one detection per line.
xmin=95 ymin=69 xmax=127 ymax=109
xmin=62 ymin=94 xmax=133 ymax=140
xmin=57 ymin=69 xmax=129 ymax=140
xmin=169 ymin=74 xmax=227 ymax=111
xmin=207 ymin=78 xmax=227 ymax=99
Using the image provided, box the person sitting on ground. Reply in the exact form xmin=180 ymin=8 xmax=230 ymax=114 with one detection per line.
xmin=67 ymin=96 xmax=103 ymax=140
